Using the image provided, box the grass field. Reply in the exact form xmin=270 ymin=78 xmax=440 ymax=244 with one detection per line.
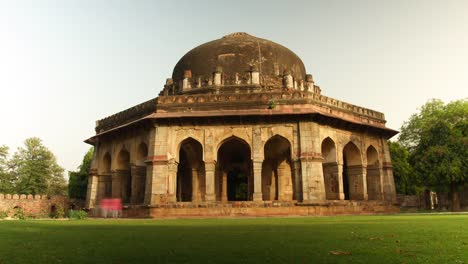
xmin=0 ymin=214 xmax=467 ymax=264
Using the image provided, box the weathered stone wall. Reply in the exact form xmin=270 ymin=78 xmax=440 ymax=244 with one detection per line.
xmin=0 ymin=194 xmax=68 ymax=218
xmin=85 ymin=117 xmax=398 ymax=218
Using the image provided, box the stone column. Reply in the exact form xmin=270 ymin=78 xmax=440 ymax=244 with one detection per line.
xmin=221 ymin=171 xmax=228 ymax=202
xmin=292 ymin=159 xmax=302 ymax=201
xmin=168 ymin=161 xmax=178 ymax=203
xmin=192 ymin=168 xmax=200 ymax=202
xmin=252 ymin=160 xmax=263 ymax=201
xmin=85 ymin=169 xmax=99 ymax=208
xmin=378 ymin=165 xmax=385 ymax=200
xmin=347 ymin=165 xmax=368 ymax=200
xmin=336 ymin=163 xmax=345 ymax=200
xmin=204 ymin=161 xmax=216 ymax=202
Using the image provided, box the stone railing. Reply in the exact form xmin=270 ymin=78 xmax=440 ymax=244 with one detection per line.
xmin=94 ymin=90 xmax=385 ymax=134
xmin=96 ymin=98 xmax=158 ymax=133
xmin=158 ymin=91 xmax=385 ymax=120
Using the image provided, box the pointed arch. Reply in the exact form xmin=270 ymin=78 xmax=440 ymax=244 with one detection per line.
xmin=101 ymin=152 xmax=112 ymax=174
xmin=321 ymin=137 xmax=340 ymax=200
xmin=99 ymin=152 xmax=112 ymax=199
xmin=116 ymin=149 xmax=131 ymax=203
xmin=176 ymin=136 xmax=204 ymax=163
xmin=216 ymin=135 xmax=252 ymax=161
xmin=262 ymin=135 xmax=294 ymax=201
xmin=342 ymin=142 xmax=365 ymax=200
xmin=366 ymin=145 xmax=382 ymax=200
xmin=177 ymin=137 xmax=205 ymax=202
xmin=216 ymin=136 xmax=253 ymax=201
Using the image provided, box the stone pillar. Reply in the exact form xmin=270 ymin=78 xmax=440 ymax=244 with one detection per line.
xmin=192 ymin=168 xmax=200 ymax=202
xmin=283 ymin=70 xmax=294 ymax=89
xmin=167 ymin=161 xmax=178 ymax=203
xmin=347 ymin=165 xmax=368 ymax=200
xmin=85 ymin=169 xmax=99 ymax=208
xmin=292 ymin=159 xmax=302 ymax=201
xmin=221 ymin=171 xmax=228 ymax=202
xmin=204 ymin=161 xmax=216 ymax=202
xmin=250 ymin=66 xmax=260 ymax=85
xmin=337 ymin=163 xmax=345 ymax=200
xmin=252 ymin=160 xmax=263 ymax=201
xmin=213 ymin=67 xmax=222 ymax=86
xmin=301 ymin=158 xmax=326 ymax=202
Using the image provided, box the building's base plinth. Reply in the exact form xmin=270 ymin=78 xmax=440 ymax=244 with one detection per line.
xmin=90 ymin=200 xmax=399 ymax=218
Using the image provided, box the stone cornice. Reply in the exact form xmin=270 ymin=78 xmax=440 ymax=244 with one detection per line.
xmin=90 ymin=90 xmax=392 ymax=140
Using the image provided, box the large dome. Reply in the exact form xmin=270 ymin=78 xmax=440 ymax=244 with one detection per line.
xmin=172 ymin=32 xmax=307 ymax=85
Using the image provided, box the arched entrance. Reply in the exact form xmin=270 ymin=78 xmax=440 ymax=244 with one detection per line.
xmin=116 ymin=149 xmax=131 ymax=203
xmin=321 ymin=137 xmax=340 ymax=200
xmin=343 ymin=142 xmax=364 ymax=200
xmin=366 ymin=146 xmax=382 ymax=200
xmin=99 ymin=152 xmax=112 ymax=199
xmin=262 ymin=135 xmax=294 ymax=201
xmin=177 ymin=138 xmax=204 ymax=202
xmin=217 ymin=137 xmax=252 ymax=201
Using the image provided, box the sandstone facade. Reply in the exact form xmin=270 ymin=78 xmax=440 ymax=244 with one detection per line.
xmin=85 ymin=33 xmax=398 ymax=217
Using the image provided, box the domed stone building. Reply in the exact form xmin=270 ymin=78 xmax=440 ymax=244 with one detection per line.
xmin=85 ymin=33 xmax=398 ymax=217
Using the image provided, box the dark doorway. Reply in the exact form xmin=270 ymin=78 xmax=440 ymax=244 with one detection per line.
xmin=217 ymin=137 xmax=253 ymax=201
xmin=177 ymin=148 xmax=192 ymax=201
xmin=227 ymin=169 xmax=248 ymax=201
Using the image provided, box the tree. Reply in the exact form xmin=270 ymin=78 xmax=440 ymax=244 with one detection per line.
xmin=0 ymin=145 xmax=15 ymax=193
xmin=10 ymin=138 xmax=66 ymax=195
xmin=399 ymin=99 xmax=467 ymax=211
xmin=388 ymin=141 xmax=417 ymax=195
xmin=68 ymin=148 xmax=93 ymax=200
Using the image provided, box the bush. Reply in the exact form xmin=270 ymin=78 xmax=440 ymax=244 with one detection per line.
xmin=13 ymin=207 xmax=25 ymax=220
xmin=68 ymin=209 xmax=88 ymax=220
xmin=0 ymin=210 xmax=9 ymax=219
xmin=50 ymin=206 xmax=65 ymax=219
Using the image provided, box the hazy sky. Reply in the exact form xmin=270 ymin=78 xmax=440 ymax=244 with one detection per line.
xmin=0 ymin=0 xmax=466 ymax=175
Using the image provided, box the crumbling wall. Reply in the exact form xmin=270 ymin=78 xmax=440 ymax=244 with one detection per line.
xmin=0 ymin=194 xmax=68 ymax=218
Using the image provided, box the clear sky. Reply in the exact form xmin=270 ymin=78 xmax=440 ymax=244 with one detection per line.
xmin=0 ymin=0 xmax=466 ymax=175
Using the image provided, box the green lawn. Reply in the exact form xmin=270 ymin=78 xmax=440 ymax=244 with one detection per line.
xmin=0 ymin=214 xmax=467 ymax=264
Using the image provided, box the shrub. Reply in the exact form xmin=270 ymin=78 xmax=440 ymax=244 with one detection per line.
xmin=0 ymin=210 xmax=9 ymax=219
xmin=50 ymin=205 xmax=65 ymax=219
xmin=68 ymin=209 xmax=88 ymax=220
xmin=13 ymin=207 xmax=25 ymax=220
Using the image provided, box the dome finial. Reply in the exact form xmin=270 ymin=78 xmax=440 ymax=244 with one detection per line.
xmin=222 ymin=32 xmax=250 ymax=38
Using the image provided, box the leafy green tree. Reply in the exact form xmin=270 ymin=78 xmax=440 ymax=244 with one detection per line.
xmin=399 ymin=99 xmax=467 ymax=211
xmin=68 ymin=148 xmax=93 ymax=200
xmin=10 ymin=138 xmax=66 ymax=195
xmin=0 ymin=145 xmax=15 ymax=193
xmin=388 ymin=141 xmax=417 ymax=195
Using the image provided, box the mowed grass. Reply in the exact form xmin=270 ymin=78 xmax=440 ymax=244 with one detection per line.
xmin=0 ymin=214 xmax=467 ymax=264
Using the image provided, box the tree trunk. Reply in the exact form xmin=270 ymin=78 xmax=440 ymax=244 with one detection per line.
xmin=450 ymin=183 xmax=461 ymax=212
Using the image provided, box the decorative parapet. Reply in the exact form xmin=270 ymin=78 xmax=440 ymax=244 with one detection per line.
xmin=93 ymin=90 xmax=386 ymax=135
xmin=157 ymin=91 xmax=385 ymax=121
xmin=0 ymin=194 xmax=47 ymax=200
xmin=95 ymin=98 xmax=158 ymax=133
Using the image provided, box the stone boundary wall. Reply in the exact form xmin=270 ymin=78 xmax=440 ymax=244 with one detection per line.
xmin=0 ymin=194 xmax=68 ymax=218
xmin=396 ymin=194 xmax=425 ymax=208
